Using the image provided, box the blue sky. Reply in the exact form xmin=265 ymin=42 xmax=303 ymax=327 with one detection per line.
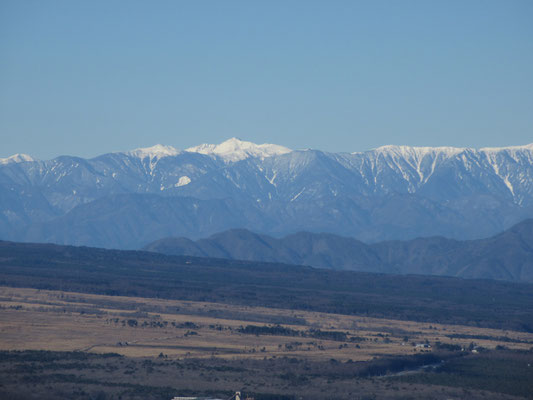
xmin=1 ymin=0 xmax=532 ymax=159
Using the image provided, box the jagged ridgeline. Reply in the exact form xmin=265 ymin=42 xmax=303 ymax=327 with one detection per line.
xmin=144 ymin=219 xmax=533 ymax=282
xmin=1 ymin=138 xmax=533 ymax=249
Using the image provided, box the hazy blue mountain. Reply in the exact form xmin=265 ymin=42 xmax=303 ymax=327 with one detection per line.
xmin=1 ymin=138 xmax=533 ymax=248
xmin=144 ymin=219 xmax=533 ymax=282
xmin=24 ymin=194 xmax=266 ymax=250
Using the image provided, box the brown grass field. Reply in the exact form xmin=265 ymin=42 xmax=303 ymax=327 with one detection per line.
xmin=1 ymin=286 xmax=532 ymax=361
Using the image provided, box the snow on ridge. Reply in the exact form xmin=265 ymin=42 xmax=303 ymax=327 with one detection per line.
xmin=363 ymin=145 xmax=466 ymax=159
xmin=0 ymin=153 xmax=36 ymax=165
xmin=186 ymin=137 xmax=292 ymax=162
xmin=125 ymin=144 xmax=181 ymax=160
xmin=480 ymin=143 xmax=533 ymax=153
xmin=355 ymin=142 xmax=533 ymax=158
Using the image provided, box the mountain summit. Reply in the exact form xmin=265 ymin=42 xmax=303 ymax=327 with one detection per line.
xmin=0 ymin=153 xmax=36 ymax=164
xmin=185 ymin=137 xmax=292 ymax=162
xmin=125 ymin=144 xmax=181 ymax=160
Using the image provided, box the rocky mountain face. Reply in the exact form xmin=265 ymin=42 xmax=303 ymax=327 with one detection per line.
xmin=144 ymin=219 xmax=533 ymax=282
xmin=1 ymin=138 xmax=533 ymax=249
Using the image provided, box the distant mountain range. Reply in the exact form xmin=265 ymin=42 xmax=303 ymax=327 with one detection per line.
xmin=144 ymin=219 xmax=533 ymax=282
xmin=1 ymin=138 xmax=533 ymax=249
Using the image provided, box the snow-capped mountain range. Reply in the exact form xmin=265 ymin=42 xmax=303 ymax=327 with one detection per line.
xmin=1 ymin=138 xmax=533 ymax=249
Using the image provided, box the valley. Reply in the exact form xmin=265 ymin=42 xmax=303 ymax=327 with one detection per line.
xmin=3 ymin=286 xmax=532 ymax=359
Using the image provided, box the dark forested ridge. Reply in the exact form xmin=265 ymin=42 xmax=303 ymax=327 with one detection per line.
xmin=1 ymin=240 xmax=533 ymax=332
xmin=144 ymin=219 xmax=533 ymax=282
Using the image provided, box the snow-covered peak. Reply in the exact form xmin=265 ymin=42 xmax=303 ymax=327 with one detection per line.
xmin=186 ymin=137 xmax=292 ymax=162
xmin=0 ymin=153 xmax=36 ymax=165
xmin=125 ymin=144 xmax=181 ymax=160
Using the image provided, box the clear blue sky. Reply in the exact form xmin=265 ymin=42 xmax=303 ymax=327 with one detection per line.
xmin=1 ymin=0 xmax=532 ymax=159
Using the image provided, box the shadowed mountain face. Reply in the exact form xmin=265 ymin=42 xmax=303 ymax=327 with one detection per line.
xmin=144 ymin=219 xmax=533 ymax=282
xmin=147 ymin=229 xmax=390 ymax=273
xmin=2 ymin=139 xmax=533 ymax=248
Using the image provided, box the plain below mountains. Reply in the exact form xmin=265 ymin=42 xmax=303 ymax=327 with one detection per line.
xmin=144 ymin=219 xmax=533 ymax=283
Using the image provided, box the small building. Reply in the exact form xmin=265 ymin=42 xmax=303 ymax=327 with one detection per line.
xmin=171 ymin=397 xmax=224 ymax=400
xmin=172 ymin=391 xmax=246 ymax=400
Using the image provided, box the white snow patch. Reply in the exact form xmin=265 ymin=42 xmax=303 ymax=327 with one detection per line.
xmin=290 ymin=187 xmax=305 ymax=202
xmin=267 ymin=171 xmax=278 ymax=186
xmin=503 ymin=176 xmax=515 ymax=196
xmin=186 ymin=137 xmax=292 ymax=162
xmin=176 ymin=176 xmax=191 ymax=187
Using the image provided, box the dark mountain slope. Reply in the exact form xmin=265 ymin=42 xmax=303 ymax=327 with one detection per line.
xmin=372 ymin=219 xmax=533 ymax=281
xmin=24 ymin=194 xmax=268 ymax=249
xmin=145 ymin=219 xmax=533 ymax=282
xmin=145 ymin=229 xmax=390 ymax=272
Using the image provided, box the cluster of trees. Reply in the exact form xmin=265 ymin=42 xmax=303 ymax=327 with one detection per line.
xmin=107 ymin=318 xmax=200 ymax=330
xmin=237 ymin=325 xmax=350 ymax=342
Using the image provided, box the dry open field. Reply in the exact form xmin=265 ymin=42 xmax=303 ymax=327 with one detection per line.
xmin=1 ymin=286 xmax=531 ymax=361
